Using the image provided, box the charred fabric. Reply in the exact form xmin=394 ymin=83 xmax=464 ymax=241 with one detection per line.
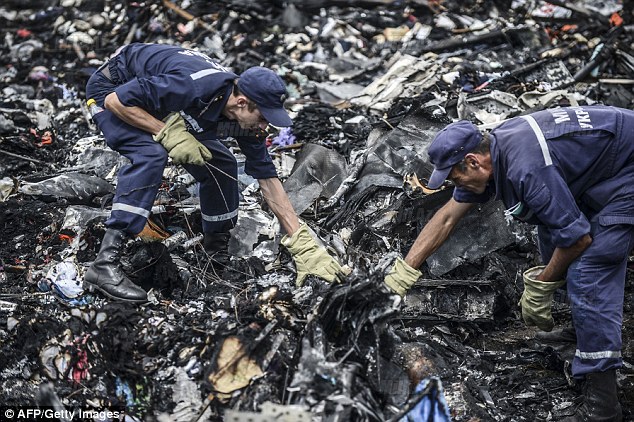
xmin=0 ymin=0 xmax=633 ymax=421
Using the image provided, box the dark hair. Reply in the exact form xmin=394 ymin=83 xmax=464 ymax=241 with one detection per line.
xmin=232 ymin=82 xmax=258 ymax=112
xmin=455 ymin=132 xmax=491 ymax=173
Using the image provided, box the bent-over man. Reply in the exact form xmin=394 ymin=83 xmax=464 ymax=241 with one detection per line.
xmin=385 ymin=105 xmax=634 ymax=421
xmin=85 ymin=43 xmax=343 ymax=303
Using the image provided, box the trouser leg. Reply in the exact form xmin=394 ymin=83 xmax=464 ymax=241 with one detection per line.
xmin=92 ymin=110 xmax=168 ymax=235
xmin=183 ymin=139 xmax=239 ymax=235
xmin=567 ymin=220 xmax=634 ymax=377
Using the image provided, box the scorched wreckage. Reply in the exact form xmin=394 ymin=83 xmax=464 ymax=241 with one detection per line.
xmin=0 ymin=0 xmax=633 ymax=421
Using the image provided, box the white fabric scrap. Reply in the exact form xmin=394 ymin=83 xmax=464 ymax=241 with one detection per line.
xmin=46 ymin=260 xmax=83 ymax=298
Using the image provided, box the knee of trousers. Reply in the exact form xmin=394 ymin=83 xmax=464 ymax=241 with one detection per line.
xmin=207 ymin=154 xmax=238 ymax=178
xmin=184 ymin=155 xmax=238 ymax=188
xmin=567 ymin=257 xmax=626 ymax=328
xmin=115 ymin=144 xmax=167 ymax=196
xmin=125 ymin=143 xmax=169 ymax=182
xmin=199 ymin=140 xmax=238 ymax=175
xmin=138 ymin=142 xmax=169 ymax=167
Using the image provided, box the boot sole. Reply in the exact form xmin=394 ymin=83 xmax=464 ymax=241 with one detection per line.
xmin=84 ymin=281 xmax=148 ymax=304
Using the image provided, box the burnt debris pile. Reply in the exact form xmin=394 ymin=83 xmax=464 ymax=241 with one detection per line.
xmin=1 ymin=0 xmax=633 ymax=420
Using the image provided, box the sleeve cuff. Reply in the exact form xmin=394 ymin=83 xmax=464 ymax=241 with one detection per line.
xmin=549 ymin=213 xmax=591 ymax=248
xmin=114 ymin=79 xmax=146 ymax=108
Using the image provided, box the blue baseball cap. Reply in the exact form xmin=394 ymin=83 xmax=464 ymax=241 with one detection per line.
xmin=237 ymin=67 xmax=292 ymax=127
xmin=427 ymin=121 xmax=482 ymax=189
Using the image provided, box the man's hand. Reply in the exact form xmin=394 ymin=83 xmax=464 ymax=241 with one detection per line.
xmin=281 ymin=223 xmax=344 ymax=287
xmin=520 ymin=265 xmax=567 ymax=331
xmin=153 ymin=113 xmax=212 ymax=165
xmin=384 ymin=257 xmax=422 ymax=297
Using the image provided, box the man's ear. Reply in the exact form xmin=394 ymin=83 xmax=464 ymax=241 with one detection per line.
xmin=236 ymin=97 xmax=247 ymax=108
xmin=465 ymin=153 xmax=479 ymax=168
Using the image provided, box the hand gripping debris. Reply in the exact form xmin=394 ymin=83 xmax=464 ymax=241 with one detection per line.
xmin=280 ymin=223 xmax=345 ymax=287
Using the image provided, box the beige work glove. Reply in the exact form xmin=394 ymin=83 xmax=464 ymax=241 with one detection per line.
xmin=153 ymin=113 xmax=212 ymax=165
xmin=281 ymin=223 xmax=344 ymax=287
xmin=384 ymin=257 xmax=422 ymax=297
xmin=519 ymin=265 xmax=566 ymax=332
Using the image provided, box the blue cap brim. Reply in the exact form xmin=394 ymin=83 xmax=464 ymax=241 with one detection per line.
xmin=260 ymin=106 xmax=292 ymax=127
xmin=427 ymin=166 xmax=452 ymax=189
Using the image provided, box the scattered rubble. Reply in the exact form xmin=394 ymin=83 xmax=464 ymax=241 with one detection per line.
xmin=1 ymin=0 xmax=633 ymax=420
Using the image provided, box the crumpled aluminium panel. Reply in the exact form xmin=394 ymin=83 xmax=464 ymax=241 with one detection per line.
xmin=457 ymin=90 xmax=522 ymax=123
xmin=350 ymin=53 xmax=440 ymax=113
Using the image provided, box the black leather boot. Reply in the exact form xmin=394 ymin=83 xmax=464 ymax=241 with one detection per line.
xmin=535 ymin=326 xmax=577 ymax=344
xmin=562 ymin=370 xmax=622 ymax=421
xmin=203 ymin=232 xmax=231 ymax=266
xmin=203 ymin=232 xmax=231 ymax=253
xmin=84 ymin=228 xmax=147 ymax=303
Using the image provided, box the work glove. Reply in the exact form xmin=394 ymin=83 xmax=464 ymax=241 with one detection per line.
xmin=519 ymin=265 xmax=566 ymax=332
xmin=281 ymin=223 xmax=344 ymax=287
xmin=153 ymin=113 xmax=212 ymax=165
xmin=384 ymin=257 xmax=422 ymax=297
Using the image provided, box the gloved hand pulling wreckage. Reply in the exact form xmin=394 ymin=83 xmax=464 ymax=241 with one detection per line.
xmin=281 ymin=223 xmax=347 ymax=287
xmin=153 ymin=113 xmax=212 ymax=165
xmin=519 ymin=265 xmax=566 ymax=332
xmin=384 ymin=257 xmax=422 ymax=297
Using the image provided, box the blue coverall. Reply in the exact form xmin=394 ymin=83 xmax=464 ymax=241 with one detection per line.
xmin=455 ymin=105 xmax=634 ymax=377
xmin=85 ymin=43 xmax=277 ymax=236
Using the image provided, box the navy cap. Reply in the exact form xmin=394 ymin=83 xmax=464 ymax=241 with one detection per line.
xmin=237 ymin=67 xmax=292 ymax=127
xmin=427 ymin=121 xmax=482 ymax=189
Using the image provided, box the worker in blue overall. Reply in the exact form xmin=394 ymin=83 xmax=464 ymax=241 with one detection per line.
xmin=384 ymin=106 xmax=634 ymax=421
xmin=84 ymin=43 xmax=343 ymax=303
